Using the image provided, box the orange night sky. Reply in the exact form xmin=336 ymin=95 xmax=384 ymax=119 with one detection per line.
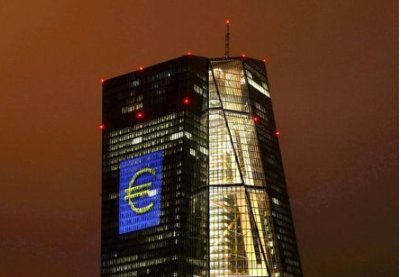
xmin=0 ymin=1 xmax=398 ymax=276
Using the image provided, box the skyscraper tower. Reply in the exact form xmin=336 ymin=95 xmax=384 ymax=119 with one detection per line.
xmin=101 ymin=55 xmax=302 ymax=277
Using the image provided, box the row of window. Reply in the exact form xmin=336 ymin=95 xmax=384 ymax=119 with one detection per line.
xmin=105 ymin=126 xmax=184 ymax=153
xmin=105 ymin=112 xmax=183 ymax=139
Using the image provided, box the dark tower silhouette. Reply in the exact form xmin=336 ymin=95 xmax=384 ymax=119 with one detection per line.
xmin=101 ymin=55 xmax=303 ymax=277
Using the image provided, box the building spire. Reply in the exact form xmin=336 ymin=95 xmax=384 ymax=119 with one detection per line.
xmin=225 ymin=20 xmax=230 ymax=57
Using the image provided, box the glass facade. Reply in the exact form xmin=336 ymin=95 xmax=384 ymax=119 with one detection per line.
xmin=208 ymin=58 xmax=302 ymax=276
xmin=102 ymin=56 xmax=302 ymax=277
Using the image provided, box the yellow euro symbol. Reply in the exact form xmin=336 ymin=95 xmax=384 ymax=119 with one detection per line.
xmin=124 ymin=168 xmax=156 ymax=214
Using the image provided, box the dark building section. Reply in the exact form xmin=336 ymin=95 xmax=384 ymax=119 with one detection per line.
xmin=244 ymin=59 xmax=303 ymax=276
xmin=101 ymin=55 xmax=302 ymax=277
xmin=102 ymin=56 xmax=209 ymax=277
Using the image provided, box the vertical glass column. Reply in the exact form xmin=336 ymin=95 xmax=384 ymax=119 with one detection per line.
xmin=208 ymin=59 xmax=280 ymax=277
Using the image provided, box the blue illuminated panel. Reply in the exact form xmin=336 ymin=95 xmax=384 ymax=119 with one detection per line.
xmin=119 ymin=151 xmax=163 ymax=234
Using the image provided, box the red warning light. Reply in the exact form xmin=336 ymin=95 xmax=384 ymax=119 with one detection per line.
xmin=253 ymin=115 xmax=259 ymax=122
xmin=226 ymin=20 xmax=230 ymax=24
xmin=274 ymin=130 xmax=280 ymax=136
xmin=183 ymin=97 xmax=190 ymax=105
xmin=242 ymin=53 xmax=246 ymax=58
xmin=139 ymin=66 xmax=144 ymax=71
xmin=99 ymin=124 xmax=105 ymax=130
xmin=100 ymin=79 xmax=104 ymax=83
xmin=262 ymin=59 xmax=267 ymax=63
xmin=187 ymin=52 xmax=192 ymax=56
xmin=136 ymin=111 xmax=144 ymax=119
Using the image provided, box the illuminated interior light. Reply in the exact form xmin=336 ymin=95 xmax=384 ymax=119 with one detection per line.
xmin=248 ymin=78 xmax=270 ymax=97
xmin=132 ymin=137 xmax=142 ymax=144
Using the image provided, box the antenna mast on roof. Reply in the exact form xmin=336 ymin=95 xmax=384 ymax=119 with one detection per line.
xmin=225 ymin=20 xmax=230 ymax=58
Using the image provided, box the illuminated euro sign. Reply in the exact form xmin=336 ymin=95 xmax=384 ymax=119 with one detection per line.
xmin=124 ymin=168 xmax=156 ymax=214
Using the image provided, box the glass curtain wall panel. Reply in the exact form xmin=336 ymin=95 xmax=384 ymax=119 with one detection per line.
xmin=244 ymin=59 xmax=303 ymax=277
xmin=102 ymin=56 xmax=209 ymax=277
xmin=208 ymin=59 xmax=281 ymax=277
